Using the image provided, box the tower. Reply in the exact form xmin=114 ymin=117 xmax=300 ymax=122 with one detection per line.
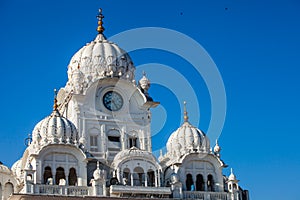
xmin=56 ymin=9 xmax=159 ymax=183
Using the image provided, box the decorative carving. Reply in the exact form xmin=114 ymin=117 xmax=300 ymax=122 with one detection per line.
xmin=65 ymin=35 xmax=135 ymax=94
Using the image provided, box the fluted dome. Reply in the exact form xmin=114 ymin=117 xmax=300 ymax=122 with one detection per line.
xmin=0 ymin=163 xmax=11 ymax=175
xmin=112 ymin=146 xmax=157 ymax=168
xmin=166 ymin=121 xmax=210 ymax=158
xmin=32 ymin=109 xmax=78 ymax=146
xmin=66 ymin=34 xmax=135 ymax=94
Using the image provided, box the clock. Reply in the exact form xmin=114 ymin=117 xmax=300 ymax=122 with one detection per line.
xmin=103 ymin=91 xmax=123 ymax=111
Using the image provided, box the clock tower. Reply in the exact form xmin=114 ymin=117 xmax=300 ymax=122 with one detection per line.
xmin=56 ymin=9 xmax=159 ymax=183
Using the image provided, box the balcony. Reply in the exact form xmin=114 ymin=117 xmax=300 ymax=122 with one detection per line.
xmin=110 ymin=185 xmax=171 ymax=198
xmin=33 ymin=184 xmax=90 ymax=196
xmin=183 ymin=191 xmax=229 ymax=200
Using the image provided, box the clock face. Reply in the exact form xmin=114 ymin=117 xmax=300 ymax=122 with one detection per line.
xmin=103 ymin=91 xmax=123 ymax=111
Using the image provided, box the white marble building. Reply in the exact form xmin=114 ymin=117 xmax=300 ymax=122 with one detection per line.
xmin=0 ymin=9 xmax=249 ymax=200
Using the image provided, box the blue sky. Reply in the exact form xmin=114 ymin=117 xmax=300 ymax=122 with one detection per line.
xmin=1 ymin=0 xmax=300 ymax=199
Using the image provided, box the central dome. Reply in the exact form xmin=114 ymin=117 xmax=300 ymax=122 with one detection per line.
xmin=66 ymin=34 xmax=135 ymax=94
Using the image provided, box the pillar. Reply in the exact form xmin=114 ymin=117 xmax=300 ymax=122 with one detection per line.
xmin=131 ymin=173 xmax=134 ymax=186
xmin=155 ymin=171 xmax=158 ymax=187
xmin=157 ymin=170 xmax=161 ymax=187
xmin=145 ymin=173 xmax=148 ymax=187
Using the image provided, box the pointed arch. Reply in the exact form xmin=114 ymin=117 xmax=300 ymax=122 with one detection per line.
xmin=43 ymin=166 xmax=53 ymax=184
xmin=68 ymin=167 xmax=77 ymax=186
xmin=207 ymin=174 xmax=214 ymax=191
xmin=186 ymin=173 xmax=194 ymax=191
xmin=133 ymin=167 xmax=144 ymax=186
xmin=147 ymin=169 xmax=155 ymax=187
xmin=122 ymin=168 xmax=131 ymax=186
xmin=55 ymin=167 xmax=66 ymax=185
xmin=3 ymin=182 xmax=13 ymax=199
xmin=196 ymin=174 xmax=204 ymax=191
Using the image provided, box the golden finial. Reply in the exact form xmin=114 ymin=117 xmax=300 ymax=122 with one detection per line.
xmin=96 ymin=8 xmax=105 ymax=34
xmin=53 ymin=89 xmax=58 ymax=111
xmin=183 ymin=101 xmax=189 ymax=122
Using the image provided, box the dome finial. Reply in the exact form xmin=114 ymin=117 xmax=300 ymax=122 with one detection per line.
xmin=96 ymin=8 xmax=105 ymax=34
xmin=183 ymin=101 xmax=189 ymax=122
xmin=53 ymin=89 xmax=58 ymax=111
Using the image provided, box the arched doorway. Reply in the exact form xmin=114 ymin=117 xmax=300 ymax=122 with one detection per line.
xmin=68 ymin=168 xmax=77 ymax=186
xmin=186 ymin=173 xmax=194 ymax=191
xmin=147 ymin=170 xmax=155 ymax=187
xmin=196 ymin=174 xmax=204 ymax=191
xmin=122 ymin=168 xmax=131 ymax=186
xmin=133 ymin=167 xmax=144 ymax=186
xmin=55 ymin=167 xmax=66 ymax=185
xmin=207 ymin=174 xmax=214 ymax=191
xmin=3 ymin=182 xmax=13 ymax=199
xmin=43 ymin=166 xmax=53 ymax=184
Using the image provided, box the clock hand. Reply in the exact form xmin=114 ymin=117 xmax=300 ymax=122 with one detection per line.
xmin=111 ymin=99 xmax=117 ymax=109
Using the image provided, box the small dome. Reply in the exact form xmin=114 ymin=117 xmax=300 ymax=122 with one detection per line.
xmin=0 ymin=163 xmax=11 ymax=175
xmin=112 ymin=146 xmax=157 ymax=168
xmin=228 ymin=168 xmax=237 ymax=181
xmin=66 ymin=34 xmax=135 ymax=93
xmin=32 ymin=109 xmax=78 ymax=146
xmin=214 ymin=140 xmax=221 ymax=153
xmin=139 ymin=72 xmax=150 ymax=91
xmin=166 ymin=121 xmax=210 ymax=158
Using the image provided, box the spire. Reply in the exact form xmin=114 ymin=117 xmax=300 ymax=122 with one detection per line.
xmin=97 ymin=161 xmax=100 ymax=169
xmin=183 ymin=101 xmax=189 ymax=122
xmin=96 ymin=8 xmax=105 ymax=34
xmin=229 ymin=168 xmax=237 ymax=181
xmin=53 ymin=89 xmax=58 ymax=111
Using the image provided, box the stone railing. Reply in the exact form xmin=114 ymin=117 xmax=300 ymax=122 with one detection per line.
xmin=184 ymin=191 xmax=228 ymax=200
xmin=35 ymin=185 xmax=90 ymax=196
xmin=110 ymin=185 xmax=171 ymax=198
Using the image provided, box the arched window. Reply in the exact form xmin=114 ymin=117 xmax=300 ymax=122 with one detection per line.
xmin=207 ymin=174 xmax=214 ymax=192
xmin=3 ymin=182 xmax=13 ymax=199
xmin=196 ymin=174 xmax=204 ymax=191
xmin=147 ymin=170 xmax=155 ymax=187
xmin=123 ymin=168 xmax=131 ymax=185
xmin=90 ymin=135 xmax=98 ymax=152
xmin=43 ymin=166 xmax=53 ymax=184
xmin=133 ymin=167 xmax=144 ymax=186
xmin=186 ymin=173 xmax=194 ymax=191
xmin=55 ymin=167 xmax=66 ymax=185
xmin=233 ymin=183 xmax=237 ymax=190
xmin=68 ymin=168 xmax=77 ymax=186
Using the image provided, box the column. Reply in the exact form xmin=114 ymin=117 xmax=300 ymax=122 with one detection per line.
xmin=157 ymin=170 xmax=161 ymax=187
xmin=53 ymin=167 xmax=57 ymax=185
xmin=154 ymin=171 xmax=158 ymax=187
xmin=145 ymin=172 xmax=148 ymax=187
xmin=131 ymin=173 xmax=134 ymax=186
xmin=120 ymin=169 xmax=124 ymax=185
xmin=204 ymin=177 xmax=207 ymax=191
xmin=117 ymin=168 xmax=121 ymax=183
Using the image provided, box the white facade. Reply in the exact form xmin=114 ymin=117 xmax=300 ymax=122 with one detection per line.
xmin=0 ymin=9 xmax=249 ymax=200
